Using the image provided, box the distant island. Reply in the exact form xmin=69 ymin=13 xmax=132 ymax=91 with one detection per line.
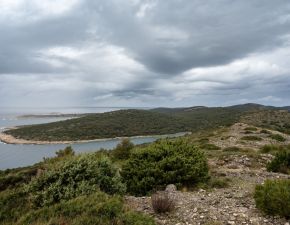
xmin=1 ymin=103 xmax=290 ymax=143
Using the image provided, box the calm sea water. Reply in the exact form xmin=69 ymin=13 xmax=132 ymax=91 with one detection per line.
xmin=0 ymin=107 xmax=182 ymax=170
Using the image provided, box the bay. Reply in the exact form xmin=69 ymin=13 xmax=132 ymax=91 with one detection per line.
xmin=0 ymin=107 xmax=183 ymax=170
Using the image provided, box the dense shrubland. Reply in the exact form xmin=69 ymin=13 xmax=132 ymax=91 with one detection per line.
xmin=0 ymin=138 xmax=212 ymax=224
xmin=18 ymin=192 xmax=156 ymax=225
xmin=2 ymin=127 xmax=290 ymax=224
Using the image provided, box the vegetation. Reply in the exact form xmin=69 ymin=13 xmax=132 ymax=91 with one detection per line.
xmin=1 ymin=104 xmax=290 ymax=224
xmin=55 ymin=146 xmax=75 ymax=157
xmin=151 ymin=192 xmax=175 ymax=213
xmin=267 ymin=148 xmax=290 ymax=174
xmin=244 ymin=127 xmax=258 ymax=131
xmin=27 ymin=154 xmax=126 ymax=207
xmin=0 ymin=147 xmax=155 ymax=225
xmin=121 ymin=139 xmax=209 ymax=196
xmin=223 ymin=146 xmax=242 ymax=152
xmin=260 ymin=129 xmax=271 ymax=134
xmin=269 ymin=134 xmax=286 ymax=142
xmin=112 ymin=138 xmax=134 ymax=160
xmin=241 ymin=109 xmax=290 ymax=135
xmin=0 ymin=166 xmax=37 ymax=191
xmin=241 ymin=136 xmax=262 ymax=141
xmin=19 ymin=192 xmax=156 ymax=225
xmin=206 ymin=177 xmax=231 ymax=189
xmin=254 ymin=179 xmax=290 ymax=218
xmin=260 ymin=144 xmax=290 ymax=154
xmin=5 ymin=110 xmax=188 ymax=141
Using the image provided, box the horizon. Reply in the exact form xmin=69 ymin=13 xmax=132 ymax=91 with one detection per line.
xmin=1 ymin=1 xmax=290 ymax=107
xmin=1 ymin=102 xmax=290 ymax=110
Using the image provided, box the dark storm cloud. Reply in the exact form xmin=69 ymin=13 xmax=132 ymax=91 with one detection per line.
xmin=84 ymin=0 xmax=290 ymax=75
xmin=0 ymin=5 xmax=91 ymax=74
xmin=1 ymin=0 xmax=290 ymax=107
xmin=1 ymin=0 xmax=290 ymax=75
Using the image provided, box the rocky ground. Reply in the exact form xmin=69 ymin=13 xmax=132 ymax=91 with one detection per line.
xmin=125 ymin=123 xmax=290 ymax=225
xmin=210 ymin=123 xmax=290 ymax=150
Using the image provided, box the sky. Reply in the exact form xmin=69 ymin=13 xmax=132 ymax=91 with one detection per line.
xmin=1 ymin=0 xmax=290 ymax=108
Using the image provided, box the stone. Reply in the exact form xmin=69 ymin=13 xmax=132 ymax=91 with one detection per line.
xmin=165 ymin=184 xmax=177 ymax=192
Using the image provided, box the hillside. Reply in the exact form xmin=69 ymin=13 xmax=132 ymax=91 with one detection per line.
xmin=1 ymin=122 xmax=290 ymax=225
xmin=4 ymin=109 xmax=188 ymax=141
xmin=3 ymin=103 xmax=290 ymax=142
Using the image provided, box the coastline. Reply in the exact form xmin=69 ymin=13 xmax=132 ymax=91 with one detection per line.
xmin=0 ymin=129 xmax=190 ymax=145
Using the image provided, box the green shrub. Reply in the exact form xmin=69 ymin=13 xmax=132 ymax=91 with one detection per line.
xmin=18 ymin=192 xmax=156 ymax=225
xmin=223 ymin=146 xmax=241 ymax=152
xmin=113 ymin=138 xmax=134 ymax=160
xmin=208 ymin=177 xmax=231 ymax=188
xmin=244 ymin=127 xmax=258 ymax=131
xmin=241 ymin=136 xmax=262 ymax=141
xmin=200 ymin=143 xmax=221 ymax=150
xmin=0 ymin=167 xmax=37 ymax=191
xmin=121 ymin=139 xmax=209 ymax=196
xmin=260 ymin=144 xmax=281 ymax=154
xmin=254 ymin=179 xmax=290 ymax=218
xmin=27 ymin=154 xmax=126 ymax=207
xmin=244 ymin=130 xmax=253 ymax=134
xmin=269 ymin=134 xmax=286 ymax=142
xmin=267 ymin=150 xmax=290 ymax=174
xmin=55 ymin=146 xmax=75 ymax=157
xmin=0 ymin=188 xmax=29 ymax=223
xmin=260 ymin=129 xmax=271 ymax=134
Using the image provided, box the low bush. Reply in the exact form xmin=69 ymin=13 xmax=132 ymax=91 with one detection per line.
xmin=27 ymin=154 xmax=126 ymax=207
xmin=259 ymin=144 xmax=281 ymax=154
xmin=260 ymin=129 xmax=271 ymax=134
xmin=244 ymin=127 xmax=258 ymax=131
xmin=200 ymin=143 xmax=221 ymax=150
xmin=208 ymin=177 xmax=231 ymax=188
xmin=18 ymin=192 xmax=156 ymax=225
xmin=269 ymin=134 xmax=286 ymax=142
xmin=267 ymin=150 xmax=290 ymax=174
xmin=113 ymin=138 xmax=134 ymax=160
xmin=0 ymin=167 xmax=37 ymax=191
xmin=223 ymin=146 xmax=241 ymax=152
xmin=241 ymin=136 xmax=262 ymax=141
xmin=0 ymin=188 xmax=29 ymax=224
xmin=254 ymin=179 xmax=290 ymax=218
xmin=121 ymin=139 xmax=209 ymax=196
xmin=151 ymin=192 xmax=175 ymax=213
xmin=244 ymin=131 xmax=253 ymax=134
xmin=55 ymin=146 xmax=75 ymax=157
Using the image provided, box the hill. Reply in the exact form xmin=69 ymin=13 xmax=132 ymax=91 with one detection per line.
xmin=3 ymin=103 xmax=290 ymax=142
xmin=1 ymin=121 xmax=290 ymax=225
xmin=4 ymin=109 xmax=188 ymax=142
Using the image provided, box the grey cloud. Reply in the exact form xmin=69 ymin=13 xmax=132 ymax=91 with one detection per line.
xmin=1 ymin=0 xmax=290 ymax=107
xmin=85 ymin=0 xmax=290 ymax=75
xmin=0 ymin=7 xmax=91 ymax=74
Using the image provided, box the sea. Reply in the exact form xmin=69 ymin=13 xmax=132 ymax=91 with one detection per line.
xmin=0 ymin=107 xmax=184 ymax=170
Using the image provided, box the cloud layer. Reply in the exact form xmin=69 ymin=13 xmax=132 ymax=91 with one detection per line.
xmin=1 ymin=0 xmax=290 ymax=107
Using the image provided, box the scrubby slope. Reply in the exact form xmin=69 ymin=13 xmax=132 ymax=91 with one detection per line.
xmin=5 ymin=110 xmax=188 ymax=141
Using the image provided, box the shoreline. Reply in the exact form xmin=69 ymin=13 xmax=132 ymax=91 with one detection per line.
xmin=0 ymin=129 xmax=190 ymax=145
